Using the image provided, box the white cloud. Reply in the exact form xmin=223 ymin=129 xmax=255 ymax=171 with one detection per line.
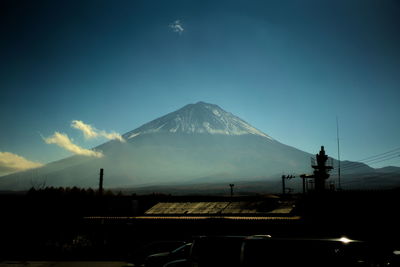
xmin=169 ymin=20 xmax=184 ymax=34
xmin=44 ymin=132 xmax=103 ymax=158
xmin=100 ymin=131 xmax=125 ymax=142
xmin=0 ymin=152 xmax=43 ymax=176
xmin=71 ymin=120 xmax=98 ymax=139
xmin=71 ymin=120 xmax=125 ymax=142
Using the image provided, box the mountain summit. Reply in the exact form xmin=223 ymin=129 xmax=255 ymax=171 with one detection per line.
xmin=124 ymin=102 xmax=272 ymax=140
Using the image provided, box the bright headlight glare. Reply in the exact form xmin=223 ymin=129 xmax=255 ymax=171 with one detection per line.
xmin=339 ymin=237 xmax=352 ymax=244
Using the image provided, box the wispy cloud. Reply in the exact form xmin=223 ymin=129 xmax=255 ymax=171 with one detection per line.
xmin=71 ymin=120 xmax=125 ymax=142
xmin=44 ymin=132 xmax=103 ymax=158
xmin=0 ymin=152 xmax=43 ymax=176
xmin=169 ymin=20 xmax=184 ymax=34
xmin=100 ymin=131 xmax=125 ymax=142
xmin=71 ymin=120 xmax=98 ymax=139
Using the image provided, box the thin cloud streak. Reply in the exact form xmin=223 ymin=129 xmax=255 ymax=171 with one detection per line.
xmin=0 ymin=152 xmax=43 ymax=176
xmin=169 ymin=20 xmax=184 ymax=34
xmin=71 ymin=120 xmax=125 ymax=142
xmin=100 ymin=131 xmax=125 ymax=142
xmin=44 ymin=132 xmax=103 ymax=158
xmin=71 ymin=120 xmax=98 ymax=139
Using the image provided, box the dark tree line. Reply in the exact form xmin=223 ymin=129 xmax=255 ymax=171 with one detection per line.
xmin=27 ymin=186 xmax=117 ymax=197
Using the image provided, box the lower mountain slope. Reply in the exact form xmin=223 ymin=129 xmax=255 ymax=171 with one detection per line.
xmin=0 ymin=133 xmax=315 ymax=190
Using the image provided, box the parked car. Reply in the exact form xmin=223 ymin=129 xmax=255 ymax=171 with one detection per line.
xmin=145 ymin=242 xmax=192 ymax=267
xmin=240 ymin=235 xmax=396 ymax=267
xmin=161 ymin=235 xmax=396 ymax=267
xmin=133 ymin=240 xmax=188 ymax=266
xmin=146 ymin=235 xmax=245 ymax=267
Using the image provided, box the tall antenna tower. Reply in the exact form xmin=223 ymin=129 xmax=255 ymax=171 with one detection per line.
xmin=336 ymin=117 xmax=342 ymax=190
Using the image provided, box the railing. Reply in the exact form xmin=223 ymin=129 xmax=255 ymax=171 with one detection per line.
xmin=310 ymin=157 xmax=334 ymax=169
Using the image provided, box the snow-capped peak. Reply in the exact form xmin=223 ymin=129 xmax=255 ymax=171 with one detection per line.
xmin=124 ymin=102 xmax=274 ymax=140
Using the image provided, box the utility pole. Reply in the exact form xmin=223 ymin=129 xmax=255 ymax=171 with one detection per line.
xmin=99 ymin=168 xmax=104 ymax=196
xmin=282 ymin=175 xmax=286 ymax=196
xmin=300 ymin=174 xmax=312 ymax=195
xmin=282 ymin=175 xmax=295 ymax=195
xmin=336 ymin=117 xmax=342 ymax=190
xmin=229 ymin=184 xmax=235 ymax=198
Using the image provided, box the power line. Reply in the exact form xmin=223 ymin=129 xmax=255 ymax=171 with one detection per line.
xmin=336 ymin=148 xmax=400 ymax=171
xmin=343 ymin=147 xmax=400 ymax=163
xmin=349 ymin=151 xmax=399 ymax=165
xmin=339 ymin=154 xmax=400 ymax=171
xmin=340 ymin=148 xmax=400 ymax=167
xmin=333 ymin=160 xmax=400 ymax=186
xmin=356 ymin=147 xmax=400 ymax=162
xmin=328 ymin=147 xmax=400 ymax=188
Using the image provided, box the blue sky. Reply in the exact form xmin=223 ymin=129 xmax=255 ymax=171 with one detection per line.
xmin=1 ymin=0 xmax=400 ymax=175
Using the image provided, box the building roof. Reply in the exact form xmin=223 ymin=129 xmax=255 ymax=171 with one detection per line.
xmin=83 ymin=198 xmax=300 ymax=223
xmin=145 ymin=201 xmax=294 ymax=216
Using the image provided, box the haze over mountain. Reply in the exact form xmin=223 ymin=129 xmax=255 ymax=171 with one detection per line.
xmin=0 ymin=102 xmax=398 ymax=192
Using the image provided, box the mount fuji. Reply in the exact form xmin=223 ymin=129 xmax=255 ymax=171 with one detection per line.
xmin=0 ymin=102 xmax=397 ymax=192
